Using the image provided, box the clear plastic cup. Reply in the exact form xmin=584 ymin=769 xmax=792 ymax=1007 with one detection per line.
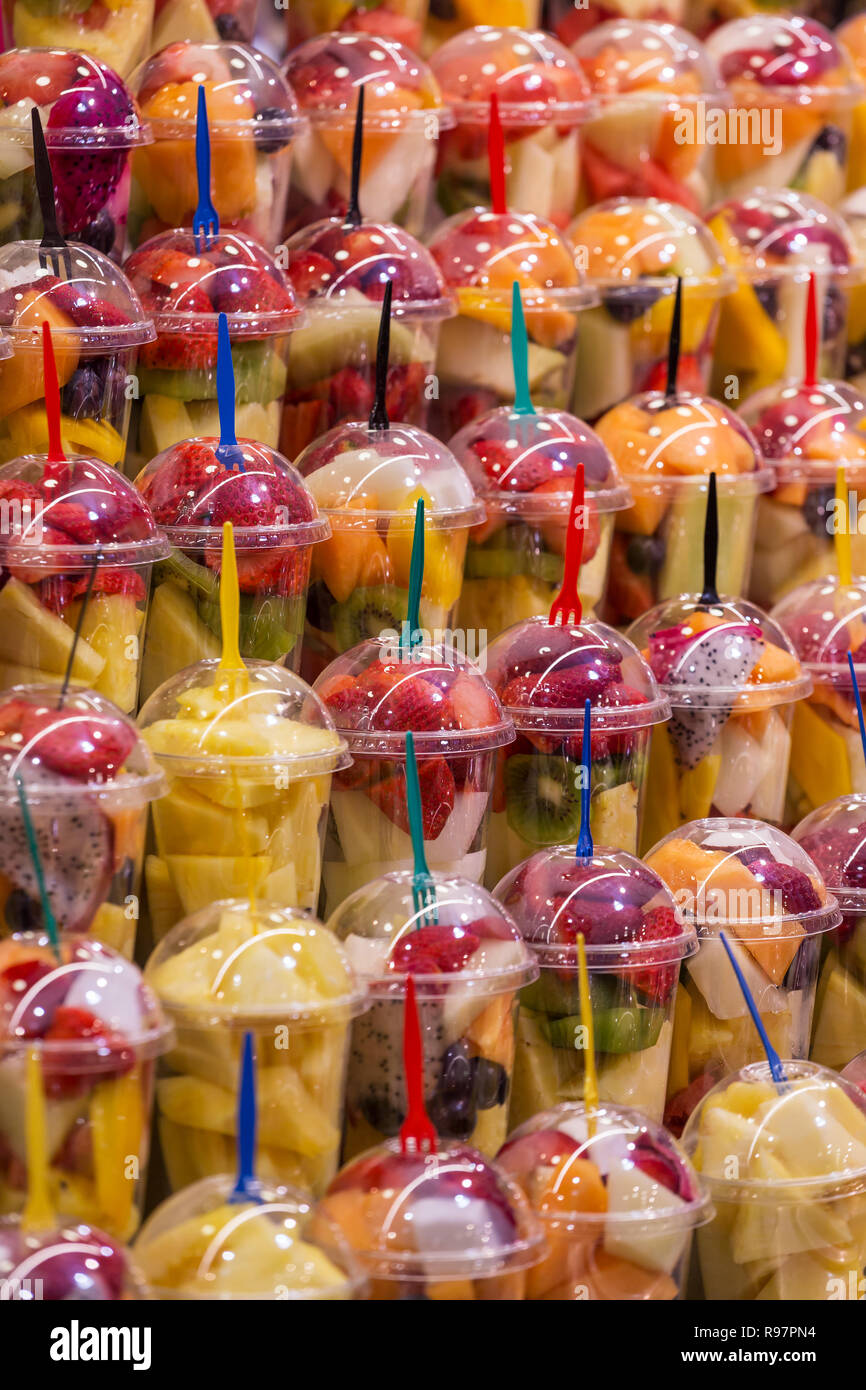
xmin=842 ymin=1049 xmax=866 ymax=1092
xmin=313 ymin=1138 xmax=545 ymax=1299
xmin=327 ymin=872 xmax=536 ymax=1158
xmin=295 ymin=421 xmax=483 ymax=682
xmin=288 ymin=0 xmax=429 ymax=51
xmin=495 ymin=849 xmax=696 ymax=1124
xmin=281 ymin=218 xmax=455 ymax=458
xmin=1 ymin=0 xmax=154 ymax=79
xmin=127 ymin=42 xmax=303 ymax=254
xmin=283 ymin=33 xmax=448 ymax=238
xmin=498 ymin=1099 xmax=711 ymax=1299
xmin=644 ymin=818 xmax=840 ymax=1135
xmin=573 ymin=20 xmax=724 ymax=217
xmin=708 ymin=190 xmax=863 ymax=401
xmin=682 ymin=1060 xmax=866 ymax=1300
xmin=841 ymin=189 xmax=866 ymax=392
xmin=134 ymin=1175 xmax=364 ymax=1299
xmin=430 ymin=26 xmax=592 ymax=229
xmin=0 ymin=453 xmax=169 ymax=711
xmin=122 ymin=228 xmax=301 ymax=477
xmin=314 ymin=637 xmax=514 ymax=912
xmin=134 ymin=439 xmax=329 ymax=700
xmin=0 ymin=1216 xmax=147 ymax=1299
xmin=144 ymin=900 xmax=366 ymax=1197
xmin=685 ymin=0 xmax=823 ymax=40
xmin=0 ymin=688 xmax=165 ymax=955
xmin=0 ymin=240 xmax=155 ymax=467
xmin=568 ymin=197 xmax=733 ymax=421
xmin=0 ymin=49 xmax=147 ymax=261
xmin=629 ymin=596 xmax=811 ymax=850
xmin=840 ymin=13 xmax=866 ymax=193
xmin=483 ymin=616 xmax=669 ymax=883
xmin=595 ymin=391 xmax=771 ymax=625
xmin=427 ymin=208 xmax=592 ymax=438
xmin=706 ymin=16 xmax=863 ymax=207
xmin=0 ymin=931 xmax=172 ymax=1237
xmin=450 ymin=406 xmax=630 ymax=638
xmin=548 ymin=0 xmax=685 ymax=48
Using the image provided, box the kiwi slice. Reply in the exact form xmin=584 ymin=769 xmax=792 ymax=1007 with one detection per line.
xmin=505 ymin=754 xmax=583 ymax=843
xmin=138 ymin=342 xmax=287 ymax=406
xmin=465 ymin=544 xmax=562 ymax=583
xmin=542 ymin=1004 xmax=664 ymax=1055
xmin=332 ymin=585 xmax=409 ymax=650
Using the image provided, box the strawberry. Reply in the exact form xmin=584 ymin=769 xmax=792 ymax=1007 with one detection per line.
xmin=208 ymin=467 xmax=310 ymax=529
xmin=449 ymin=672 xmax=498 ymax=730
xmin=20 ymin=708 xmax=136 ymax=782
xmin=329 ymin=366 xmax=374 ymax=418
xmin=206 ymin=545 xmax=310 ymax=596
xmin=287 ymin=250 xmax=336 ymax=298
xmin=43 ymin=499 xmax=97 ymax=544
xmin=138 ymin=329 xmax=218 ymax=371
xmin=377 ymin=675 xmax=452 ymax=732
xmin=641 ymin=353 xmax=706 ymax=396
xmin=451 ymin=389 xmax=499 ymax=431
xmin=0 ymin=698 xmax=36 ymax=737
xmin=129 ymin=246 xmax=215 ymax=295
xmin=390 ymin=922 xmax=481 ymax=975
xmin=49 ymin=284 xmax=131 ymax=329
xmin=210 ymin=266 xmax=293 ymax=316
xmin=369 ymin=756 xmax=455 ymax=840
xmin=71 ymin=569 xmax=146 ymax=601
xmin=501 ymin=661 xmax=618 ymax=710
xmin=42 ymin=1005 xmax=135 ymax=1099
xmin=318 ymin=673 xmax=367 ymax=726
xmin=385 ymin=361 xmax=427 ymax=421
xmin=471 ymin=437 xmax=560 ymax=493
xmin=142 ymin=441 xmax=218 ymax=524
xmin=628 ymin=905 xmax=682 ymax=1004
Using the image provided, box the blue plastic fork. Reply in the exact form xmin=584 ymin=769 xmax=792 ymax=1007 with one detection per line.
xmin=193 ymin=84 xmax=219 ymax=251
xmin=214 ymin=313 xmax=245 ymax=472
xmin=229 ymin=1032 xmax=261 ymax=1203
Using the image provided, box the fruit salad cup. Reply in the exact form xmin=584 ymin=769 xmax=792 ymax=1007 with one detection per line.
xmin=0 ymin=932 xmax=172 ymax=1237
xmin=281 ymin=217 xmax=455 ymax=459
xmin=138 ymin=661 xmax=349 ymax=936
xmin=840 ymin=13 xmax=866 ymax=193
xmin=425 ymin=1 xmax=541 ymax=56
xmin=122 ymin=229 xmax=300 ymax=477
xmin=1 ymin=0 xmax=154 ymax=79
xmin=0 ymin=453 xmax=169 ymax=711
xmin=595 ymin=391 xmax=771 ymax=626
xmin=0 ymin=689 xmax=165 ymax=956
xmin=629 ymin=597 xmax=811 ymax=850
xmin=708 ymin=191 xmax=862 ymax=401
xmin=495 ymin=848 xmax=696 ymax=1124
xmin=705 ymin=16 xmax=863 ymax=206
xmin=0 ymin=240 xmax=155 ymax=467
xmin=283 ymin=33 xmax=448 ymax=237
xmin=145 ymin=900 xmax=365 ymax=1197
xmin=483 ymin=617 xmax=669 ymax=884
xmin=842 ymin=190 xmax=866 ymax=392
xmin=0 ymin=1216 xmax=146 ymax=1299
xmin=546 ymin=0 xmax=685 ymax=47
xmin=295 ymin=421 xmax=482 ymax=682
xmin=327 ymin=872 xmax=536 ymax=1158
xmin=288 ymin=0 xmax=429 ymax=51
xmin=135 ymin=438 xmax=329 ymax=701
xmin=313 ymin=1139 xmax=545 ymax=1299
xmin=645 ymin=818 xmax=840 ymax=1134
xmin=127 ymin=42 xmax=302 ymax=253
xmin=682 ymin=1060 xmax=866 ymax=1300
xmin=427 ymin=208 xmax=591 ymax=438
xmin=568 ymin=198 xmax=732 ymax=422
xmin=498 ymin=1100 xmax=711 ymax=1300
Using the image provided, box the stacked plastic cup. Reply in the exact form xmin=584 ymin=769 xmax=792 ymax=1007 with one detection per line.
xmin=1 ymin=0 xmax=155 ymax=78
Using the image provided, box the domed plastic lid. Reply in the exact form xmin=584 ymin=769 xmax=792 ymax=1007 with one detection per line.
xmin=428 ymin=208 xmax=593 ymax=310
xmin=0 ymin=1218 xmax=146 ymax=1300
xmin=429 ymin=25 xmax=591 ymax=127
xmin=449 ymin=405 xmax=630 ymax=517
xmin=682 ymin=1060 xmax=866 ymax=1196
xmin=842 ymin=188 xmax=866 ymax=261
xmin=740 ymin=379 xmax=866 ymax=483
xmin=0 ymin=48 xmax=147 ymax=147
xmin=793 ymin=794 xmax=866 ymax=910
xmin=0 ymin=332 xmax=11 ymax=361
xmin=134 ymin=1176 xmax=364 ymax=1300
xmin=314 ymin=638 xmax=514 ymax=755
xmin=0 ymin=243 xmax=154 ymax=350
xmin=145 ymin=901 xmax=365 ymax=1026
xmin=0 ymin=931 xmax=172 ymax=1062
xmin=708 ymin=191 xmax=863 ymax=282
xmin=574 ymin=19 xmax=724 ymax=104
xmin=284 ymin=218 xmax=454 ymax=321
xmin=771 ymin=576 xmax=866 ymax=688
xmin=327 ymin=870 xmax=536 ymax=997
xmin=123 ymin=230 xmax=300 ymax=338
xmin=129 ymin=40 xmax=303 ymax=140
xmin=295 ymin=421 xmax=483 ymax=526
xmin=568 ymin=197 xmax=733 ymax=291
xmin=134 ymin=438 xmax=329 ymax=549
xmin=0 ymin=687 xmax=165 ymax=807
xmin=645 ymin=817 xmax=840 ymax=938
xmin=494 ymin=846 xmax=696 ymax=971
xmin=138 ymin=661 xmax=350 ymax=778
xmin=484 ymin=616 xmax=670 ymax=732
xmin=628 ymin=596 xmax=811 ymax=709
xmin=317 ymin=1140 xmax=544 ymax=1278
xmin=283 ymin=33 xmax=447 ymax=129
xmin=705 ymin=16 xmax=862 ymax=102
xmin=0 ymin=454 xmax=169 ymax=570
xmin=499 ymin=1101 xmax=709 ymax=1234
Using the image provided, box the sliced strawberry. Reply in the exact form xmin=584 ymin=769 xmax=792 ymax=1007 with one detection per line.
xmin=376 ymin=676 xmax=453 ymax=732
xmin=42 ymin=1005 xmax=135 ymax=1099
xmin=390 ymin=921 xmax=480 ymax=975
xmin=329 ymin=366 xmax=374 ymax=418
xmin=641 ymin=353 xmax=706 ymax=395
xmin=471 ymin=437 xmax=559 ymax=493
xmin=449 ymin=672 xmax=498 ymax=730
xmin=368 ymin=756 xmax=455 ymax=840
xmin=209 ymin=267 xmax=293 ymax=317
xmin=385 ymin=361 xmax=427 ymax=421
xmin=138 ymin=329 xmax=218 ymax=372
xmin=628 ymin=905 xmax=681 ymax=1004
xmin=142 ymin=440 xmax=218 ymax=524
xmin=49 ymin=284 xmax=132 ymax=329
xmin=44 ymin=500 xmax=97 ymax=544
xmin=71 ymin=569 xmax=146 ymax=601
xmin=287 ymin=250 xmax=337 ymax=298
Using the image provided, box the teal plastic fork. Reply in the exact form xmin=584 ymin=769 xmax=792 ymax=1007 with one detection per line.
xmin=406 ymin=731 xmax=437 ymax=925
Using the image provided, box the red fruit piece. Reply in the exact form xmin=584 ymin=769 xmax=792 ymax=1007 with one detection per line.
xmin=42 ymin=1005 xmax=135 ymax=1099
xmin=43 ymin=500 xmax=97 ymax=544
xmin=49 ymin=283 xmax=131 ymax=329
xmin=208 ymin=467 xmax=308 ymax=530
xmin=71 ymin=569 xmax=146 ymax=601
xmin=206 ymin=544 xmax=309 ymax=597
xmin=20 ymin=709 xmax=136 ymax=782
xmin=142 ymin=440 xmax=217 ymax=524
xmin=501 ymin=661 xmax=618 ymax=710
xmin=471 ymin=437 xmax=559 ymax=493
xmin=138 ymin=330 xmax=217 ymax=372
xmin=390 ymin=922 xmax=480 ymax=975
xmin=287 ymin=250 xmax=337 ymax=298
xmin=449 ymin=671 xmax=498 ymax=730
xmin=369 ymin=756 xmax=456 ymax=840
xmin=376 ymin=675 xmax=452 ymax=732
xmin=628 ymin=905 xmax=681 ymax=1004
xmin=209 ymin=266 xmax=293 ymax=316
xmin=329 ymin=366 xmax=374 ymax=418
xmin=663 ymin=1071 xmax=719 ymax=1138
xmin=641 ymin=353 xmax=706 ymax=395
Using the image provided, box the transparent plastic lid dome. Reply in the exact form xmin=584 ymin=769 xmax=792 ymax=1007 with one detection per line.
xmin=134 ymin=438 xmax=329 ymax=548
xmin=449 ymin=406 xmax=630 ymax=517
xmin=567 ymin=197 xmax=732 ymax=290
xmin=0 ymin=48 xmax=147 ymax=147
xmin=123 ymin=230 xmax=300 ymax=338
xmin=145 ymin=900 xmax=365 ymax=1025
xmin=316 ymin=1140 xmax=544 ymax=1278
xmin=138 ymin=660 xmax=350 ymax=778
xmin=314 ymin=638 xmax=514 ymax=754
xmin=0 ymin=242 xmax=155 ymax=350
xmin=295 ymin=421 xmax=484 ymax=526
xmin=842 ymin=188 xmax=866 ymax=261
xmin=429 ymin=25 xmax=592 ymax=126
xmin=708 ymin=190 xmax=862 ymax=282
xmin=0 ymin=332 xmax=11 ymax=361
xmin=0 ymin=1219 xmax=146 ymax=1300
xmin=134 ymin=1176 xmax=364 ymax=1300
xmin=705 ymin=16 xmax=862 ymax=102
xmin=771 ymin=576 xmax=866 ymax=687
xmin=284 ymin=218 xmax=454 ymax=320
xmin=428 ymin=208 xmax=593 ymax=309
xmin=645 ymin=816 xmax=840 ymax=937
xmin=0 ymin=454 xmax=169 ymax=570
xmin=326 ymin=870 xmax=536 ymax=996
xmin=498 ymin=1101 xmax=709 ymax=1233
xmin=682 ymin=1060 xmax=866 ymax=1194
xmin=283 ymin=33 xmax=446 ymax=126
xmin=573 ymin=19 xmax=724 ymax=104
xmin=793 ymin=794 xmax=866 ymax=909
xmin=484 ymin=616 xmax=670 ymax=732
xmin=740 ymin=380 xmax=866 ymax=482
xmin=129 ymin=40 xmax=302 ymax=139
xmin=0 ymin=931 xmax=171 ymax=1061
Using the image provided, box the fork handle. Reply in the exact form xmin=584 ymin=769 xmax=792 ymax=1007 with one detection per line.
xmin=549 ymin=463 xmax=585 ymax=623
xmin=400 ymin=975 xmax=436 ymax=1154
xmin=31 ymin=108 xmax=62 ymax=244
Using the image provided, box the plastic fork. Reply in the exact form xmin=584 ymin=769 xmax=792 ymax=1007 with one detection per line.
xmin=193 ymin=84 xmax=219 ymax=251
xmin=399 ymin=975 xmax=437 ymax=1156
xmin=31 ymin=108 xmax=70 ymax=280
xmin=229 ymin=1032 xmax=261 ymax=1204
xmin=547 ymin=463 xmax=585 ymax=626
xmin=406 ymin=731 xmax=437 ymax=925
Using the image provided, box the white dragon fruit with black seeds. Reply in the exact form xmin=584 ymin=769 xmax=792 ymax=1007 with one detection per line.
xmin=650 ymin=621 xmax=763 ymax=769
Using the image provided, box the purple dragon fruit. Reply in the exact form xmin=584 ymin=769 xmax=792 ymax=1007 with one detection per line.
xmin=47 ymin=77 xmax=134 ymax=237
xmin=649 ymin=619 xmax=763 ymax=768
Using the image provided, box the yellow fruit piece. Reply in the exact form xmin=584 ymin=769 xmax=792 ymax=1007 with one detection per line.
xmin=790 ymin=699 xmax=852 ymax=808
xmin=90 ymin=1069 xmax=144 ymax=1239
xmin=644 ymin=287 xmax=715 ymax=355
xmin=145 ymin=854 xmax=185 ymax=944
xmin=90 ymin=902 xmax=135 ymax=958
xmin=713 ymin=281 xmax=788 ymax=383
xmin=679 ymin=754 xmax=721 ymax=822
xmin=164 ymin=854 xmax=273 ymax=916
xmin=667 ymin=985 xmax=691 ymax=1097
xmin=157 ymin=1067 xmax=340 ymax=1157
xmin=0 ymin=577 xmax=104 ymax=679
xmin=66 ymin=592 xmax=141 ymax=713
xmin=641 ymin=725 xmax=683 ymax=854
xmin=386 ymin=489 xmax=467 ymax=612
xmin=0 ymin=291 xmax=78 ymax=419
xmin=153 ymin=783 xmax=268 ymax=858
xmin=590 ymin=780 xmax=638 ymax=852
xmin=1 ymin=404 xmax=125 ymax=467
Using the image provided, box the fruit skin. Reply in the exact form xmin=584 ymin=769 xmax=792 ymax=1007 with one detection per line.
xmin=47 ymin=71 xmax=134 ymax=235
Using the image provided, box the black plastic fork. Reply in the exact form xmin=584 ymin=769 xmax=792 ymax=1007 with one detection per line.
xmin=31 ymin=107 xmax=71 ymax=280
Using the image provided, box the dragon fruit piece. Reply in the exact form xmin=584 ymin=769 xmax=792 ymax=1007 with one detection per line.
xmin=48 ymin=81 xmax=134 ymax=236
xmin=661 ymin=623 xmax=763 ymax=769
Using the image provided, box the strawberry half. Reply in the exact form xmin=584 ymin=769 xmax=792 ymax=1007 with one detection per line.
xmin=42 ymin=1005 xmax=135 ymax=1099
xmin=368 ymin=756 xmax=455 ymax=840
xmin=390 ymin=922 xmax=480 ymax=975
xmin=71 ymin=569 xmax=146 ymax=601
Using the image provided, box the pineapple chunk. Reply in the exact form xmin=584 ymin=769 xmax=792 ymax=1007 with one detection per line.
xmin=65 ymin=592 xmax=141 ymax=712
xmin=153 ymin=783 xmax=268 ymax=858
xmin=0 ymin=577 xmax=103 ymax=679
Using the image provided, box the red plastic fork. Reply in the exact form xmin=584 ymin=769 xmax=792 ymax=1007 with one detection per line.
xmin=548 ymin=462 xmax=585 ymax=627
xmin=42 ymin=321 xmax=66 ymax=466
xmin=488 ymin=92 xmax=507 ymax=216
xmin=803 ymin=272 xmax=818 ymax=388
xmin=399 ymin=975 xmax=437 ymax=1156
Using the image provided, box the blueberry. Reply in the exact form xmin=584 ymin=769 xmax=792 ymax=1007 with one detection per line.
xmin=3 ymin=888 xmax=41 ymax=932
xmin=755 ymin=283 xmax=779 ymax=320
xmin=438 ymin=1040 xmax=474 ymax=1099
xmin=626 ymin=533 xmax=665 ymax=576
xmin=822 ymin=283 xmax=845 ymax=343
xmin=812 ymin=126 xmax=848 ymax=162
xmin=603 ymin=283 xmax=661 ymax=325
xmin=80 ymin=210 xmax=115 ymax=256
xmin=427 ymin=1091 xmax=477 ymax=1140
xmin=803 ymin=483 xmax=835 ymax=540
xmin=359 ymin=1094 xmax=404 ymax=1136
xmin=254 ymin=107 xmax=292 ymax=155
xmin=62 ymin=367 xmax=102 ymax=421
xmin=215 ymin=12 xmax=243 ymax=38
xmin=471 ymin=1056 xmax=508 ymax=1110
